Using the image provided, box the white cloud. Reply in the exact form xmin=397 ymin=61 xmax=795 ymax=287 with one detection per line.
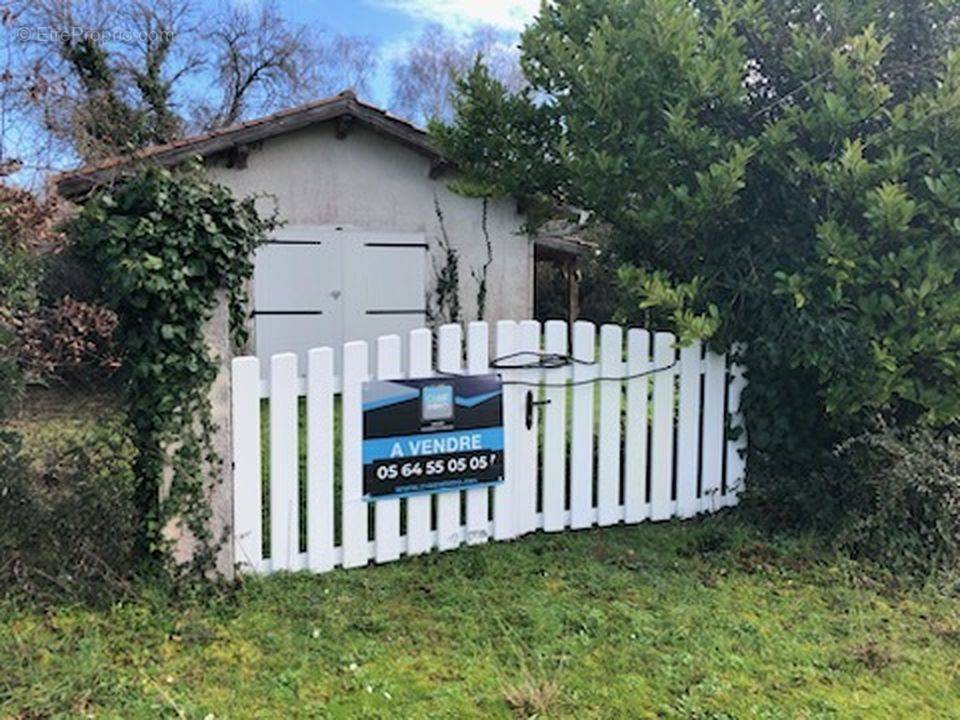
xmin=372 ymin=0 xmax=539 ymax=33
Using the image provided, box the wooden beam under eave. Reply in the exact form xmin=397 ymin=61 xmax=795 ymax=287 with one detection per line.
xmin=335 ymin=115 xmax=355 ymax=139
xmin=429 ymin=158 xmax=452 ymax=179
xmin=225 ymin=144 xmax=250 ymax=169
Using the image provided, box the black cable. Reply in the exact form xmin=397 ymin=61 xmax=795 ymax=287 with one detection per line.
xmin=435 ymin=350 xmax=679 ymax=389
xmin=488 ymin=350 xmax=596 ymax=370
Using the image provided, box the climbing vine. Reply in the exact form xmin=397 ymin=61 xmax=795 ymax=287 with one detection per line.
xmin=69 ymin=159 xmax=274 ymax=578
xmin=471 ymin=198 xmax=493 ymax=320
xmin=427 ymin=194 xmax=461 ymax=325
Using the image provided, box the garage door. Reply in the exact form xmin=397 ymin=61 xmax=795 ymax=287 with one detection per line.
xmin=343 ymin=232 xmax=428 ymax=345
xmin=253 ymin=227 xmax=427 ymax=374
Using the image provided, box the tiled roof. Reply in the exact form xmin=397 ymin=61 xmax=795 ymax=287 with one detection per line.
xmin=55 ymin=90 xmax=443 ymax=197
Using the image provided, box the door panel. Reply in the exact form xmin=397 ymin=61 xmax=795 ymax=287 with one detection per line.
xmin=253 ymin=231 xmax=341 ymax=312
xmin=255 ymin=314 xmax=337 ymax=373
xmin=358 ymin=245 xmax=427 ymax=312
xmin=253 ymin=228 xmax=343 ymax=375
xmin=252 ymin=228 xmax=427 ymax=376
xmin=343 ymin=234 xmax=427 ymax=347
xmin=253 ymin=244 xmax=328 ymax=311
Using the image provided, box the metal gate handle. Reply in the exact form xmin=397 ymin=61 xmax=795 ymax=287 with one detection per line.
xmin=525 ymin=391 xmax=551 ymax=430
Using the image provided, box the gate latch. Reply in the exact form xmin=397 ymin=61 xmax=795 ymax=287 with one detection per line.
xmin=525 ymin=391 xmax=551 ymax=430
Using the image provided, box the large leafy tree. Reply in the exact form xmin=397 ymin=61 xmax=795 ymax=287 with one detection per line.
xmin=434 ymin=0 xmax=960 ymax=504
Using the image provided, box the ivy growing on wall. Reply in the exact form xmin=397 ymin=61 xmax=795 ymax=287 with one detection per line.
xmin=70 ymin=159 xmax=274 ymax=578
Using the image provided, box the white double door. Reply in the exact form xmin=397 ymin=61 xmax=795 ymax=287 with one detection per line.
xmin=253 ymin=226 xmax=427 ymax=373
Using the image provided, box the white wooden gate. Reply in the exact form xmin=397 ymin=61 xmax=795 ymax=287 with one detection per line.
xmin=231 ymin=320 xmax=747 ymax=574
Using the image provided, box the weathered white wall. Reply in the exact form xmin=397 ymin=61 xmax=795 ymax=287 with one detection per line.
xmin=206 ymin=122 xmax=532 ymax=334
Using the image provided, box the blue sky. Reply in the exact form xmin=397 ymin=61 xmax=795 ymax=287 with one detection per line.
xmin=280 ymin=0 xmax=539 ymax=104
xmin=1 ymin=1 xmax=540 ymax=185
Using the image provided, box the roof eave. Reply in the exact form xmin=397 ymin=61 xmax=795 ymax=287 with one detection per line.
xmin=55 ymin=95 xmax=444 ymax=199
xmin=534 ymin=235 xmax=596 ymax=259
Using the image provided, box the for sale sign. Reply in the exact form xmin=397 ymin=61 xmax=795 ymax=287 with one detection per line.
xmin=361 ymin=374 xmax=504 ymax=499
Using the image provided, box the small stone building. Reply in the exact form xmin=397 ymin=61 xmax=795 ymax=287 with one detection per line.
xmin=57 ymin=91 xmax=585 ymax=371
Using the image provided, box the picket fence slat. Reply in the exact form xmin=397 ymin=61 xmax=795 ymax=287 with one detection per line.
xmin=341 ymin=341 xmax=368 ymax=568
xmin=406 ymin=328 xmax=434 ymax=555
xmin=676 ymin=341 xmax=702 ymax=518
xmin=465 ymin=321 xmax=490 ymax=544
xmin=231 ymin=356 xmax=262 ymax=571
xmin=700 ymin=350 xmax=726 ymax=513
xmin=541 ymin=320 xmax=568 ymax=532
xmin=650 ymin=332 xmax=675 ymax=521
xmin=597 ymin=324 xmax=623 ymax=526
xmin=436 ymin=324 xmax=463 ymax=551
xmin=233 ymin=319 xmax=747 ymax=576
xmin=494 ymin=320 xmax=518 ymax=541
xmin=374 ymin=335 xmax=403 ymax=564
xmin=516 ymin=320 xmax=541 ymax=537
xmin=724 ymin=347 xmax=748 ymax=507
xmin=307 ymin=347 xmax=335 ymax=572
xmin=623 ymin=329 xmax=650 ymax=523
xmin=269 ymin=353 xmax=299 ymax=570
xmin=570 ymin=320 xmax=596 ymax=529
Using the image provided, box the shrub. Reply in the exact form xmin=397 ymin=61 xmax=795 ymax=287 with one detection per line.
xmin=434 ymin=0 xmax=960 ymax=510
xmin=16 ymin=294 xmax=120 ymax=382
xmin=829 ymin=426 xmax=960 ymax=577
xmin=1 ymin=182 xmax=119 ymax=396
xmin=0 ymin=187 xmax=47 ymax=417
xmin=0 ymin=416 xmax=139 ymax=603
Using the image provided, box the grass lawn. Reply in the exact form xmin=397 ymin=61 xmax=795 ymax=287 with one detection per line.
xmin=3 ymin=516 xmax=960 ymax=719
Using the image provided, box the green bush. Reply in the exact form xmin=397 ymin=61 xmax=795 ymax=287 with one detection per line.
xmin=746 ymin=423 xmax=960 ymax=577
xmin=0 ymin=417 xmax=139 ymax=602
xmin=434 ymin=0 xmax=960 ymax=507
xmin=821 ymin=427 xmax=960 ymax=578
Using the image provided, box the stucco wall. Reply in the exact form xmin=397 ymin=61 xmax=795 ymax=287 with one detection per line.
xmin=205 ymin=122 xmax=532 ymax=331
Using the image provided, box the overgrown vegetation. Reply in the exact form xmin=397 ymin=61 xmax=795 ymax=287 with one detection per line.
xmin=0 ymin=186 xmax=51 ymax=416
xmin=15 ymin=294 xmax=119 ymax=382
xmin=0 ymin=416 xmax=139 ymax=604
xmin=69 ymin=160 xmax=273 ymax=579
xmin=472 ymin=198 xmax=493 ymax=320
xmin=833 ymin=427 xmax=960 ymax=576
xmin=3 ymin=520 xmax=960 ymax=718
xmin=434 ymin=0 xmax=960 ymax=572
xmin=0 ymin=182 xmax=120 ymax=402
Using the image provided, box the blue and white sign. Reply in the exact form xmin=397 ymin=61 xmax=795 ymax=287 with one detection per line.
xmin=361 ymin=374 xmax=504 ymax=499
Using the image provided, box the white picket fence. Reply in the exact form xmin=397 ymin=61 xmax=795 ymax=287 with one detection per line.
xmin=230 ymin=320 xmax=747 ymax=574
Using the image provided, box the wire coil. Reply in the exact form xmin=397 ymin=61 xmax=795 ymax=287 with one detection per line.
xmin=438 ymin=350 xmax=678 ymax=388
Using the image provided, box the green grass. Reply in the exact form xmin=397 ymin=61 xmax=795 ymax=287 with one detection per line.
xmin=3 ymin=516 xmax=960 ymax=718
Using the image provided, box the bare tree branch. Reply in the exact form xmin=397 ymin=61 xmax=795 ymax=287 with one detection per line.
xmin=315 ymin=32 xmax=378 ymax=99
xmin=0 ymin=0 xmax=378 ymax=179
xmin=201 ymin=0 xmax=316 ymax=129
xmin=120 ymin=0 xmax=202 ymax=143
xmin=199 ymin=1 xmax=378 ymax=130
xmin=391 ymin=23 xmax=523 ymax=125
